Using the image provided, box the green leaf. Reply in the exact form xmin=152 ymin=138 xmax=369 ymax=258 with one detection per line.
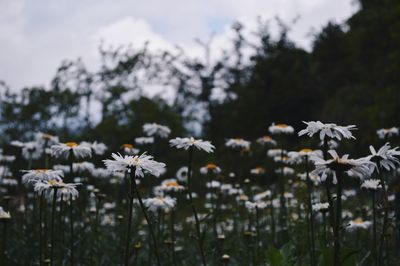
xmin=266 ymin=246 xmax=283 ymax=266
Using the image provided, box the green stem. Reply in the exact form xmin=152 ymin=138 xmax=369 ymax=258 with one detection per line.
xmin=50 ymin=187 xmax=58 ymax=266
xmin=372 ymin=191 xmax=378 ymax=266
xmin=70 ymin=195 xmax=74 ymax=266
xmin=378 ymin=175 xmax=389 ymax=265
xmin=333 ymin=171 xmax=343 ymax=266
xmin=124 ymin=174 xmax=135 ymax=266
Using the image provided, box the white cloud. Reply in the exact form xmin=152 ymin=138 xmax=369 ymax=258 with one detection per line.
xmin=0 ymin=0 xmax=357 ymax=91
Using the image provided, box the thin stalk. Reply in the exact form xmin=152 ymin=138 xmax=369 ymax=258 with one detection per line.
xmin=1 ymin=221 xmax=7 ymax=265
xmin=322 ymin=212 xmax=327 ymax=247
xmin=70 ymin=195 xmax=74 ymax=266
xmin=323 ymin=139 xmax=336 ymax=234
xmin=255 ymin=206 xmax=260 ymax=264
xmin=372 ymin=191 xmax=377 ymax=266
xmin=187 ymin=146 xmax=207 ymax=266
xmin=306 ymin=156 xmax=316 ymax=266
xmin=50 ymin=187 xmax=58 ymax=266
xmin=39 ymin=192 xmax=44 ymax=266
xmin=333 ymin=171 xmax=343 ymax=266
xmin=132 ymin=176 xmax=161 ymax=266
xmin=170 ymin=209 xmax=177 ymax=266
xmin=378 ymin=175 xmax=389 ymax=265
xmin=124 ymin=173 xmax=135 ymax=266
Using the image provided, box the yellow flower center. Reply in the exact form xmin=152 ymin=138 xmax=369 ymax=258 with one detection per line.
xmin=35 ymin=169 xmax=49 ymax=173
xmin=353 ymin=218 xmax=364 ymax=224
xmin=165 ymin=181 xmax=180 ymax=187
xmin=263 ymin=136 xmax=272 ymax=140
xmin=122 ymin=144 xmax=134 ymax=149
xmin=276 ymin=124 xmax=289 ymax=128
xmin=206 ymin=163 xmax=218 ymax=169
xmin=300 ymin=148 xmax=313 ymax=153
xmin=65 ymin=142 xmax=78 ymax=147
xmin=48 ymin=179 xmax=63 ymax=186
xmin=42 ymin=133 xmax=54 ymax=140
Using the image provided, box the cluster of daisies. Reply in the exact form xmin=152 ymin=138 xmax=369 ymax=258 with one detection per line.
xmin=0 ymin=120 xmax=399 ymax=265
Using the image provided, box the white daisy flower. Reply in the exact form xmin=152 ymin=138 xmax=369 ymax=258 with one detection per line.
xmin=121 ymin=144 xmax=140 ymax=155
xmin=312 ymin=202 xmax=329 ymax=212
xmin=160 ymin=179 xmax=185 ymax=192
xmin=377 ymin=127 xmax=399 ymax=139
xmin=253 ymin=190 xmax=271 ymax=202
xmin=35 ymin=132 xmax=59 ymax=146
xmin=135 ymin=137 xmax=155 ymax=145
xmin=21 ymin=169 xmax=63 ymax=184
xmin=1 ymin=177 xmax=18 ymax=186
xmin=367 ymin=143 xmax=400 ymax=172
xmin=200 ymin=163 xmax=221 ymax=175
xmin=143 ymin=196 xmax=176 ymax=212
xmin=176 ymin=167 xmax=188 ymax=182
xmin=268 ymin=123 xmax=294 ymax=135
xmin=274 ymin=167 xmax=295 ymax=176
xmin=312 ymin=150 xmax=372 ymax=181
xmin=80 ymin=141 xmax=107 ymax=155
xmin=51 ymin=142 xmax=92 ymax=159
xmin=0 ymin=206 xmax=11 ymax=220
xmin=250 ymin=167 xmax=266 ymax=175
xmin=361 ymin=179 xmax=381 ymax=190
xmin=11 ymin=141 xmax=43 ymax=160
xmin=73 ymin=161 xmax=95 ymax=173
xmin=143 ymin=123 xmax=171 ymax=138
xmin=34 ymin=179 xmax=80 ymax=201
xmin=298 ymin=121 xmax=356 ymax=141
xmin=170 ymin=137 xmax=215 ymax=153
xmin=225 ymin=138 xmax=251 ymax=149
xmin=103 ymin=152 xmax=166 ymax=178
xmin=256 ymin=135 xmax=277 ymax=146
xmin=245 ymin=201 xmax=267 ymax=211
xmin=347 ymin=218 xmax=372 ymax=231
xmin=267 ymin=149 xmax=286 ymax=158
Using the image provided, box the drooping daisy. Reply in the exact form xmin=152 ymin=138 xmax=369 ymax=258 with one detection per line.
xmin=268 ymin=123 xmax=294 ymax=135
xmin=143 ymin=196 xmax=176 ymax=212
xmin=312 ymin=150 xmax=372 ymax=181
xmin=298 ymin=121 xmax=356 ymax=141
xmin=200 ymin=163 xmax=221 ymax=175
xmin=80 ymin=141 xmax=107 ymax=155
xmin=21 ymin=169 xmax=64 ymax=184
xmin=34 ymin=179 xmax=80 ymax=201
xmin=51 ymin=142 xmax=92 ymax=159
xmin=170 ymin=137 xmax=215 ymax=153
xmin=367 ymin=143 xmax=400 ymax=172
xmin=121 ymin=144 xmax=139 ymax=155
xmin=135 ymin=137 xmax=155 ymax=145
xmin=0 ymin=207 xmax=11 ymax=220
xmin=103 ymin=152 xmax=166 ymax=178
xmin=143 ymin=123 xmax=171 ymax=138
xmin=347 ymin=218 xmax=372 ymax=231
xmin=361 ymin=179 xmax=381 ymax=190
xmin=377 ymin=127 xmax=399 ymax=139
xmin=256 ymin=135 xmax=277 ymax=146
xmin=225 ymin=138 xmax=251 ymax=150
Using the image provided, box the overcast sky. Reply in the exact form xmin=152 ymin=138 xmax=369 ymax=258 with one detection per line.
xmin=0 ymin=0 xmax=358 ymax=90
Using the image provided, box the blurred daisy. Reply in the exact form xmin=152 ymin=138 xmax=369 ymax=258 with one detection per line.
xmin=361 ymin=179 xmax=381 ymax=190
xmin=298 ymin=121 xmax=356 ymax=141
xmin=245 ymin=201 xmax=267 ymax=211
xmin=253 ymin=190 xmax=271 ymax=201
xmin=143 ymin=196 xmax=176 ymax=212
xmin=347 ymin=218 xmax=372 ymax=231
xmin=170 ymin=137 xmax=215 ymax=153
xmin=11 ymin=141 xmax=42 ymax=160
xmin=143 ymin=123 xmax=171 ymax=138
xmin=200 ymin=163 xmax=221 ymax=175
xmin=312 ymin=202 xmax=329 ymax=212
xmin=256 ymin=135 xmax=277 ymax=146
xmin=206 ymin=180 xmax=221 ymax=189
xmin=0 ymin=207 xmax=11 ymax=220
xmin=73 ymin=162 xmax=95 ymax=173
xmin=135 ymin=137 xmax=155 ymax=145
xmin=377 ymin=127 xmax=399 ymax=139
xmin=225 ymin=138 xmax=251 ymax=149
xmin=103 ymin=152 xmax=165 ymax=178
xmin=367 ymin=143 xmax=400 ymax=172
xmin=121 ymin=144 xmax=139 ymax=155
xmin=319 ymin=139 xmax=339 ymax=149
xmin=35 ymin=132 xmax=59 ymax=146
xmin=1 ymin=177 xmax=18 ymax=186
xmin=160 ymin=179 xmax=185 ymax=192
xmin=274 ymin=167 xmax=295 ymax=176
xmin=81 ymin=141 xmax=107 ymax=155
xmin=34 ymin=179 xmax=80 ymax=200
xmin=267 ymin=149 xmax=286 ymax=158
xmin=176 ymin=167 xmax=188 ymax=182
xmin=51 ymin=142 xmax=92 ymax=159
xmin=250 ymin=167 xmax=265 ymax=175
xmin=269 ymin=123 xmax=294 ymax=135
xmin=21 ymin=169 xmax=63 ymax=184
